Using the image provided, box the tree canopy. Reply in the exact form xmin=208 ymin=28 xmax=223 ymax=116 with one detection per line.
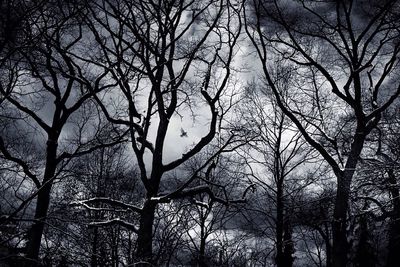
xmin=0 ymin=0 xmax=399 ymax=266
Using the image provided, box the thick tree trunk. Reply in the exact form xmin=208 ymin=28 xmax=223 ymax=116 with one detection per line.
xmin=386 ymin=169 xmax=400 ymax=267
xmin=25 ymin=182 xmax=53 ymax=265
xmin=135 ymin=150 xmax=162 ymax=266
xmin=135 ymin=200 xmax=156 ymax=266
xmin=332 ymin=134 xmax=365 ymax=267
xmin=332 ymin=174 xmax=352 ymax=267
xmin=198 ymin=237 xmax=206 ymax=267
xmin=276 ymin=180 xmax=293 ymax=267
xmin=24 ymin=140 xmax=58 ymax=266
xmin=282 ymin=218 xmax=294 ymax=267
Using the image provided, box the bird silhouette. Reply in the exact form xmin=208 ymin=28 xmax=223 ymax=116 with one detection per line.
xmin=180 ymin=128 xmax=188 ymax=137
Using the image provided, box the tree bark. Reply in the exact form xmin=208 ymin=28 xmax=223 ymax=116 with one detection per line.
xmin=135 ymin=200 xmax=156 ymax=266
xmin=275 ymin=180 xmax=294 ymax=267
xmin=332 ymin=134 xmax=365 ymax=267
xmin=24 ymin=139 xmax=58 ymax=266
xmin=332 ymin=173 xmax=352 ymax=267
xmin=282 ymin=218 xmax=294 ymax=267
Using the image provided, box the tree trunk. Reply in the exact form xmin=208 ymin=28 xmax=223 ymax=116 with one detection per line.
xmin=282 ymin=218 xmax=294 ymax=267
xmin=112 ymin=229 xmax=119 ymax=267
xmin=332 ymin=134 xmax=365 ymax=267
xmin=199 ymin=238 xmax=206 ymax=267
xmin=276 ymin=183 xmax=285 ymax=267
xmin=324 ymin=231 xmax=332 ymax=267
xmin=386 ymin=169 xmax=400 ymax=267
xmin=198 ymin=216 xmax=207 ymax=267
xmin=276 ymin=177 xmax=293 ymax=267
xmin=135 ymin=200 xmax=156 ymax=266
xmin=24 ymin=140 xmax=58 ymax=266
xmin=332 ymin=174 xmax=352 ymax=267
xmin=326 ymin=241 xmax=332 ymax=267
xmin=91 ymin=227 xmax=99 ymax=267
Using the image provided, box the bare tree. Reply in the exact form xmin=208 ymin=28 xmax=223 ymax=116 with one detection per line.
xmin=0 ymin=1 xmax=125 ymax=265
xmin=237 ymin=83 xmax=319 ymax=267
xmin=245 ymin=1 xmax=400 ymax=266
xmin=77 ymin=0 xmax=243 ymax=264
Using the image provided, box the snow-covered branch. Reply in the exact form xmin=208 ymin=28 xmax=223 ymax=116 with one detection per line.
xmin=151 ymin=184 xmax=249 ymax=206
xmin=71 ymin=197 xmax=142 ymax=213
xmin=89 ymin=218 xmax=139 ymax=233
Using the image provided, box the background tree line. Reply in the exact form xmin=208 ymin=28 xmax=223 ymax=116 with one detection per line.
xmin=0 ymin=0 xmax=399 ymax=266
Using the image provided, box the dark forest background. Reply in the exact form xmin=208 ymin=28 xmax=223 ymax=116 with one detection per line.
xmin=0 ymin=0 xmax=399 ymax=266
